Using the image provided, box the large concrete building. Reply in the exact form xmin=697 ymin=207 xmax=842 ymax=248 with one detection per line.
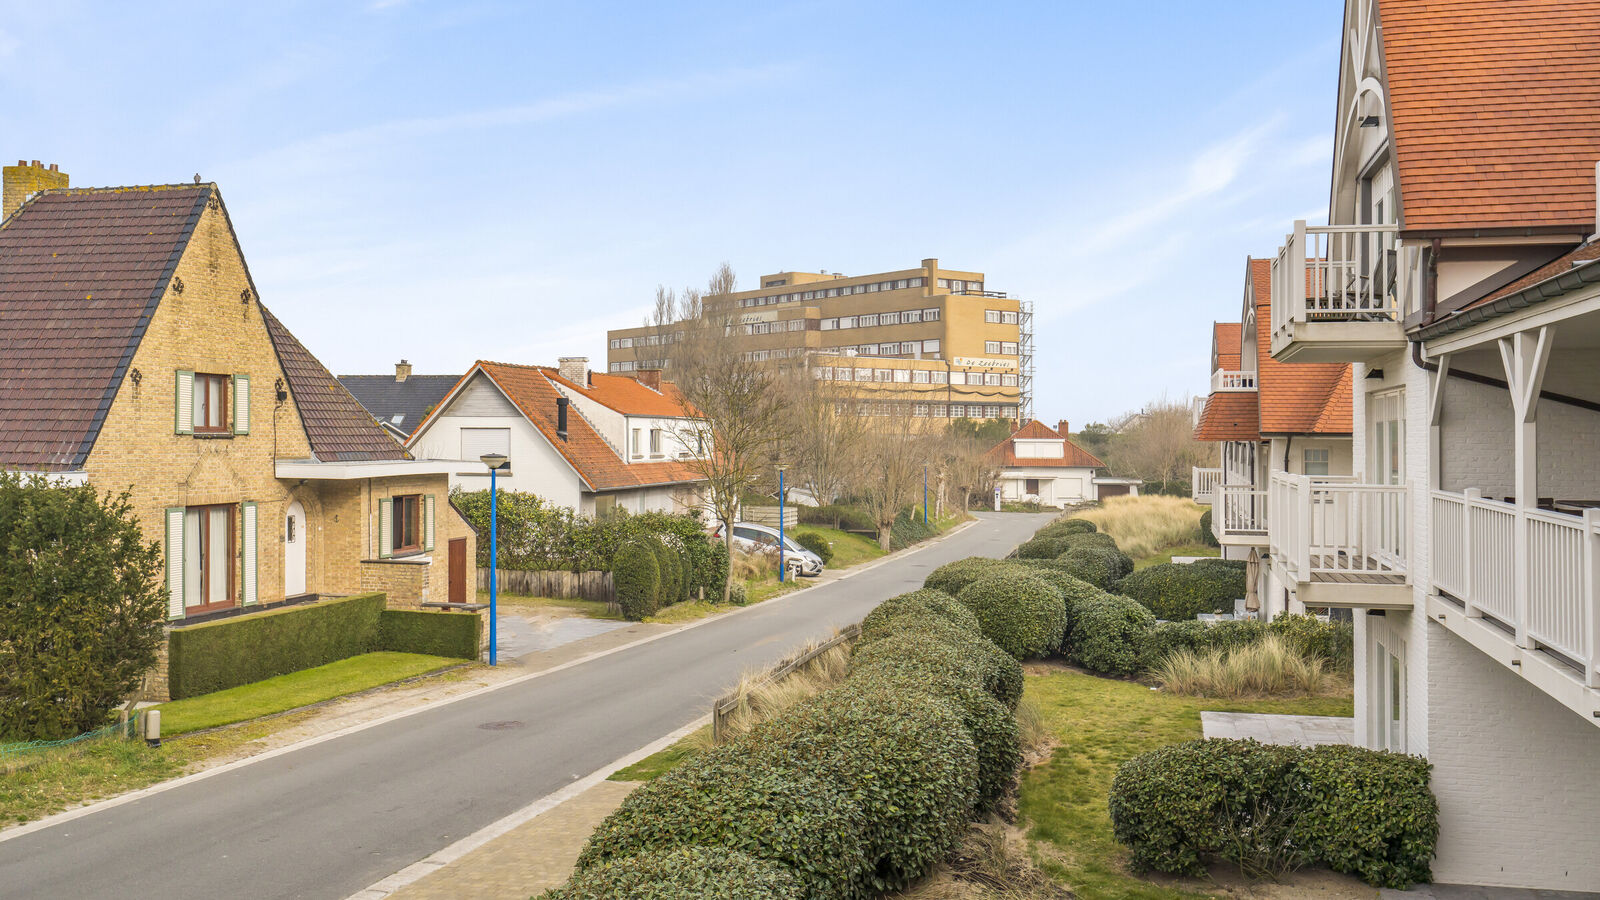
xmin=605 ymin=259 xmax=1034 ymax=421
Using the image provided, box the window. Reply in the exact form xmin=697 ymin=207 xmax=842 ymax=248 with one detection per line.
xmin=858 ymin=344 xmax=877 ymax=355
xmin=391 ymin=495 xmax=421 ymax=554
xmin=631 ymin=428 xmax=642 ymax=457
xmin=985 ymin=373 xmax=1003 ymax=386
xmin=913 ymin=403 xmax=929 ymax=417
xmin=950 ymin=372 xmax=967 ymax=385
xmin=938 ymin=278 xmax=950 ymax=288
xmin=1002 ymin=374 xmax=1019 ymax=386
xmin=1025 ymin=478 xmax=1040 ymax=495
xmin=924 ymin=308 xmax=941 ymax=321
xmin=859 ymin=314 xmax=878 ymax=328
xmin=903 ymin=309 xmax=922 ymax=324
xmin=874 ymin=369 xmax=893 ymax=382
xmin=931 ymin=403 xmax=947 ymax=417
xmin=609 ymin=339 xmax=620 ymax=349
xmin=931 ymin=371 xmax=948 ymax=385
xmin=1001 ymin=310 xmax=1019 ymax=324
xmin=949 ymin=404 xmax=966 ymax=418
xmin=183 ymin=504 xmax=234 ymax=611
xmin=838 ymin=316 xmax=856 ymax=329
xmin=821 ymin=318 xmax=837 ymax=330
xmin=880 ymin=311 xmax=900 ymax=326
xmin=985 ymin=310 xmax=1001 ymax=324
xmin=922 ymin=339 xmax=940 ymax=354
xmin=814 ymin=366 xmax=832 ymax=380
xmin=765 ymin=278 xmax=786 ymax=287
xmin=893 ymin=369 xmax=911 ymax=383
xmin=985 ymin=341 xmax=1001 ymax=354
xmin=855 ymin=367 xmax=872 ymax=382
xmin=896 ymin=279 xmax=908 ymax=289
xmin=912 ymin=370 xmax=930 ymax=384
xmin=1304 ymin=448 xmax=1331 ymax=477
xmin=650 ymin=428 xmax=663 ymax=455
xmin=789 ymin=319 xmax=805 ymax=331
xmin=1001 ymin=342 xmax=1019 ymax=355
xmin=193 ymin=373 xmax=229 ymax=433
xmin=620 ymin=338 xmax=633 ymax=348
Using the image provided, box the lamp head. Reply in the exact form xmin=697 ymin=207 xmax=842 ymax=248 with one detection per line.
xmin=480 ymin=452 xmax=511 ymax=472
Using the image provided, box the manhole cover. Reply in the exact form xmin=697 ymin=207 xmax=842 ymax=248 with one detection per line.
xmin=478 ymin=720 xmax=525 ymax=731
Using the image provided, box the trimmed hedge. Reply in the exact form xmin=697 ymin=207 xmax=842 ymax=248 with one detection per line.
xmin=1061 ymin=531 xmax=1118 ymax=551
xmin=650 ymin=538 xmax=682 ymax=609
xmin=1015 ymin=535 xmax=1070 ymax=559
xmin=955 ymin=571 xmax=1066 ymax=660
xmin=544 ymin=847 xmax=804 ymax=900
xmin=1140 ymin=618 xmax=1264 ymax=669
xmin=167 ymin=593 xmax=384 ymax=700
xmin=1016 ymin=561 xmax=1106 ymax=649
xmin=1040 ymin=517 xmax=1096 ymax=536
xmin=1109 ymin=739 xmax=1437 ymax=888
xmin=575 ymin=743 xmax=869 ymax=897
xmin=1198 ymin=508 xmax=1219 ymax=547
xmin=377 ymin=609 xmax=480 ymax=659
xmin=855 ymin=611 xmax=1023 ymax=711
xmin=1117 ymin=562 xmax=1245 ymax=621
xmin=1064 ymin=594 xmax=1155 ymax=677
xmin=792 ymin=530 xmax=834 ymax=565
xmin=1268 ymin=613 xmax=1355 ymax=672
xmin=859 ymin=589 xmax=981 ymax=644
xmin=922 ymin=556 xmax=1015 ymax=597
xmin=614 ymin=539 xmax=662 ymax=620
xmin=1057 ymin=546 xmax=1130 ymax=589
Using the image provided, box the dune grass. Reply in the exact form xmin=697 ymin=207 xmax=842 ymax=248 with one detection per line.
xmin=1070 ymin=496 xmax=1206 ymax=560
xmin=1151 ymin=634 xmax=1341 ymax=699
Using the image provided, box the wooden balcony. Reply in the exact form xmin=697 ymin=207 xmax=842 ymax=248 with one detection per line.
xmin=1269 ymin=221 xmax=1411 ymax=364
xmin=1267 ymin=473 xmax=1410 ymax=609
xmin=1214 ymin=483 xmax=1267 ymax=547
xmin=1210 ymin=369 xmax=1257 ymax=392
xmin=1192 ymin=467 xmax=1221 ymax=504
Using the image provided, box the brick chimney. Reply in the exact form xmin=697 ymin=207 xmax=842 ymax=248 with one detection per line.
xmin=3 ymin=160 xmax=68 ymax=221
xmin=634 ymin=368 xmax=663 ymax=392
xmin=395 ymin=359 xmax=412 ymax=382
xmin=558 ymin=356 xmax=588 ymax=385
xmin=1057 ymin=419 xmax=1071 ymax=437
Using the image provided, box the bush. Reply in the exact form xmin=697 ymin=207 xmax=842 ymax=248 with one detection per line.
xmin=613 ymin=539 xmax=662 ymax=620
xmin=167 ymin=593 xmax=385 ymax=700
xmin=0 ymin=475 xmax=166 ymax=739
xmin=791 ymin=530 xmax=834 ymax=565
xmin=1061 ymin=531 xmax=1118 ymax=552
xmin=1065 ymin=594 xmax=1155 ymax=677
xmin=1039 ymin=517 xmax=1096 ymax=537
xmin=745 ymin=678 xmax=979 ymax=893
xmin=575 ymin=742 xmax=869 ymax=898
xmin=1198 ymin=508 xmax=1219 ymax=547
xmin=1057 ymin=546 xmax=1129 ymax=589
xmin=853 ymin=613 xmax=1023 ymax=711
xmin=1016 ymin=561 xmax=1104 ymax=649
xmin=1109 ymin=739 xmax=1437 ymax=888
xmin=702 ymin=539 xmax=730 ymax=600
xmin=859 ymin=589 xmax=980 ymax=644
xmin=377 ymin=609 xmax=480 ymax=659
xmin=1015 ymin=536 xmax=1070 ymax=559
xmin=1268 ymin=613 xmax=1355 ymax=673
xmin=650 ymin=537 xmax=682 ymax=609
xmin=1141 ymin=618 xmax=1265 ymax=669
xmin=955 ymin=571 xmax=1066 ymax=660
xmin=544 ymin=846 xmax=804 ymax=900
xmin=798 ymin=504 xmax=876 ymax=533
xmin=728 ymin=581 xmax=749 ymax=606
xmin=890 ymin=508 xmax=936 ymax=550
xmin=923 ymin=556 xmax=1016 ymax=597
xmin=1116 ymin=562 xmax=1245 ymax=621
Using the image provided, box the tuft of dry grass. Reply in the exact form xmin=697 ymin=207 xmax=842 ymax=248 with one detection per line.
xmin=893 ymin=825 xmax=1073 ymax=899
xmin=1070 ymin=495 xmax=1206 ymax=560
xmin=1152 ymin=634 xmax=1336 ymax=699
xmin=697 ymin=636 xmax=852 ymax=748
xmin=731 ymin=548 xmax=779 ymax=581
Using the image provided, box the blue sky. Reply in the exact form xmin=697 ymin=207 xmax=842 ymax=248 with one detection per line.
xmin=2 ymin=1 xmax=1343 ymax=425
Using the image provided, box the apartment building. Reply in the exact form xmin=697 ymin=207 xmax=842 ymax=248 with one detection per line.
xmin=605 ymin=259 xmax=1034 ymax=421
xmin=1257 ymin=0 xmax=1600 ymax=889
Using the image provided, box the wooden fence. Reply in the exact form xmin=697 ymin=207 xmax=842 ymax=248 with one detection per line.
xmin=710 ymin=623 xmax=861 ymax=744
xmin=475 ymin=568 xmax=614 ymax=602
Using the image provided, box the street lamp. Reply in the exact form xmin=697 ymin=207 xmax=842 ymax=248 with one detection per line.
xmin=923 ymin=464 xmax=929 ymax=525
xmin=776 ymin=462 xmax=788 ymax=582
xmin=480 ymin=452 xmax=511 ymax=666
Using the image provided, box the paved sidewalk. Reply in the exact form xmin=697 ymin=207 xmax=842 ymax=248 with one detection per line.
xmin=1382 ymin=886 xmax=1600 ymax=898
xmin=1200 ymin=711 xmax=1354 ymax=747
xmin=386 ymin=780 xmax=637 ymax=899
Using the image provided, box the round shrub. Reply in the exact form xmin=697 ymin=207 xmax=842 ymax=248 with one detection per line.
xmin=745 ymin=679 xmax=979 ymax=893
xmin=1057 ymin=546 xmax=1129 ymax=589
xmin=1066 ymin=594 xmax=1155 ymax=676
xmin=1117 ymin=562 xmax=1245 ymax=621
xmin=1015 ymin=536 xmax=1070 ymax=559
xmin=853 ymin=617 xmax=1023 ymax=711
xmin=1198 ymin=508 xmax=1219 ymax=547
xmin=613 ymin=539 xmax=662 ymax=620
xmin=1061 ymin=530 xmax=1118 ymax=551
xmin=703 ymin=539 xmax=730 ymax=600
xmin=576 ymin=742 xmax=869 ymax=898
xmin=1015 ymin=560 xmax=1101 ymax=648
xmin=791 ymin=530 xmax=834 ymax=565
xmin=860 ymin=589 xmax=981 ymax=645
xmin=649 ymin=538 xmax=682 ymax=610
xmin=1290 ymin=744 xmax=1439 ymax=888
xmin=1036 ymin=517 xmax=1096 ymax=538
xmin=923 ymin=556 xmax=1015 ymax=597
xmin=544 ymin=846 xmax=804 ymax=900
xmin=1268 ymin=613 xmax=1354 ymax=672
xmin=955 ymin=571 xmax=1067 ymax=660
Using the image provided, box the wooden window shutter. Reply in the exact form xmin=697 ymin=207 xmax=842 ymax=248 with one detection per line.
xmin=165 ymin=507 xmax=185 ymax=618
xmin=242 ymin=502 xmax=259 ymax=605
xmin=174 ymin=371 xmax=195 ymax=435
xmin=424 ymin=495 xmax=436 ymax=552
xmin=233 ymin=374 xmax=251 ymax=435
xmin=379 ymin=497 xmax=393 ymax=559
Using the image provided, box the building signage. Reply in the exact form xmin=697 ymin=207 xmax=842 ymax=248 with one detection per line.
xmin=738 ymin=312 xmax=778 ymax=324
xmin=953 ymin=356 xmax=1015 ymax=370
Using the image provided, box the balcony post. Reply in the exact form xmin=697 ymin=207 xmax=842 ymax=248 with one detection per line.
xmin=1463 ymin=489 xmax=1481 ymax=617
xmin=1296 ymin=474 xmax=1313 ymax=579
xmin=1499 ymin=328 xmax=1552 ymax=649
xmin=1291 ymin=220 xmax=1308 ymax=323
xmin=1586 ymin=508 xmax=1600 ymax=688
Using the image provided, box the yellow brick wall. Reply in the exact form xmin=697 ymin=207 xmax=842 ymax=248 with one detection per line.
xmin=2 ymin=161 xmax=69 ymax=220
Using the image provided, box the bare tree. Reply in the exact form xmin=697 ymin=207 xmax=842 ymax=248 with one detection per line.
xmin=851 ymin=402 xmax=935 ymax=551
xmin=784 ymin=366 xmax=867 ymax=507
xmin=1106 ymin=395 xmax=1216 ymax=489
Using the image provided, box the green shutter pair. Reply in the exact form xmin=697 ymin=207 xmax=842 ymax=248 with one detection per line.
xmin=377 ymin=495 xmax=435 ymax=559
xmin=162 ymin=501 xmax=258 ymax=621
xmin=173 ymin=371 xmax=250 ymax=435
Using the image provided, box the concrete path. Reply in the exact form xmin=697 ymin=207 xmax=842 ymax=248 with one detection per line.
xmin=1200 ymin=711 xmax=1355 ymax=747
xmin=0 ymin=511 xmax=1054 ymax=900
xmin=1382 ymin=886 xmax=1600 ymax=898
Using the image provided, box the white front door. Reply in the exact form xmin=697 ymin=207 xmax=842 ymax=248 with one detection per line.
xmin=1371 ymin=637 xmax=1406 ymax=752
xmin=284 ymin=501 xmax=307 ymax=597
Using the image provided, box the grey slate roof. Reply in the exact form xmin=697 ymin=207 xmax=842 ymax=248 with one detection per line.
xmin=336 ymin=374 xmax=459 ymax=438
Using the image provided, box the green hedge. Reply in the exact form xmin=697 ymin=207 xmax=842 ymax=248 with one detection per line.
xmin=855 ymin=612 xmax=1023 ymax=712
xmin=1064 ymin=594 xmax=1155 ymax=677
xmin=792 ymin=530 xmax=834 ymax=565
xmin=955 ymin=571 xmax=1066 ymax=660
xmin=1061 ymin=531 xmax=1118 ymax=551
xmin=1198 ymin=509 xmax=1219 ymax=547
xmin=1117 ymin=562 xmax=1245 ymax=620
xmin=613 ymin=539 xmax=662 ymax=620
xmin=1057 ymin=546 xmax=1129 ymax=589
xmin=1109 ymin=739 xmax=1437 ymax=888
xmin=545 ymin=847 xmax=804 ymax=900
xmin=1015 ymin=535 xmax=1070 ymax=559
xmin=860 ymin=589 xmax=980 ymax=644
xmin=1268 ymin=613 xmax=1355 ymax=672
xmin=922 ymin=556 xmax=1016 ymax=597
xmin=167 ymin=593 xmax=385 ymax=700
xmin=377 ymin=609 xmax=480 ymax=659
xmin=797 ymin=504 xmax=876 ymax=532
xmin=1037 ymin=518 xmax=1096 ymax=538
xmin=890 ymin=508 xmax=937 ymax=550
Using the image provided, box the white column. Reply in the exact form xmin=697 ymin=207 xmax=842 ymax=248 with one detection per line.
xmin=1498 ymin=327 xmax=1552 ymax=648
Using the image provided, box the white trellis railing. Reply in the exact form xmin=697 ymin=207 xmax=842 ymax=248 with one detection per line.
xmin=1217 ymin=484 xmax=1268 ymax=539
xmin=1192 ymin=467 xmax=1222 ymax=504
xmin=1269 ymin=473 xmax=1407 ymax=583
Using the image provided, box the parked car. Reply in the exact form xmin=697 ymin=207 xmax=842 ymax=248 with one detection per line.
xmin=711 ymin=521 xmax=825 ymax=577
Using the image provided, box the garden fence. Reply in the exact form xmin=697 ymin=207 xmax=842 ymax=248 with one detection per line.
xmin=476 ymin=568 xmax=614 ymax=602
xmin=710 ymin=623 xmax=861 ymax=744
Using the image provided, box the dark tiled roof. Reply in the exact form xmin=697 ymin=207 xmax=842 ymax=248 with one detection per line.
xmin=262 ymin=306 xmax=409 ymax=461
xmin=337 ymin=374 xmax=459 ymax=437
xmin=0 ymin=186 xmax=209 ymax=470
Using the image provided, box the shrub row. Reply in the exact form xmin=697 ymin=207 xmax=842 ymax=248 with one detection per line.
xmin=612 ymin=533 xmax=704 ymax=620
xmin=1117 ymin=561 xmax=1246 ymax=620
xmin=1109 ymin=739 xmax=1438 ymax=888
xmin=376 ymin=608 xmax=480 ymax=659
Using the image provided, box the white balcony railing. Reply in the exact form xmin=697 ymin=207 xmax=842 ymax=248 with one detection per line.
xmin=1431 ymin=489 xmax=1600 ymax=684
xmin=1269 ymin=473 xmax=1408 ymax=583
xmin=1210 ymin=369 xmax=1257 ymax=392
xmin=1192 ymin=467 xmax=1222 ymax=504
xmin=1271 ymin=222 xmax=1412 ymax=348
xmin=1217 ymin=484 xmax=1268 ymax=538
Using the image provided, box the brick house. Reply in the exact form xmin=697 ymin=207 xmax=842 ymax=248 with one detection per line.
xmin=0 ymin=165 xmax=476 ymax=696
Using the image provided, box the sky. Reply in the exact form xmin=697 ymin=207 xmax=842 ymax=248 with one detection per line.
xmin=0 ymin=0 xmax=1344 ymax=425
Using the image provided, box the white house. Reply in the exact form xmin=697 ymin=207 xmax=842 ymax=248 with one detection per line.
xmin=407 ymin=358 xmax=707 ymax=517
xmin=1258 ymin=0 xmax=1600 ymax=890
xmin=985 ymin=420 xmax=1133 ymax=507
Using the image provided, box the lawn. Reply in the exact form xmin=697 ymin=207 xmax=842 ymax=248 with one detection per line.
xmin=1018 ymin=669 xmax=1354 ymax=899
xmin=794 ymin=524 xmax=885 ymax=569
xmin=608 ymin=725 xmax=709 ymax=782
xmin=1132 ymin=544 xmax=1219 ymax=570
xmin=156 ymin=651 xmax=462 ymax=735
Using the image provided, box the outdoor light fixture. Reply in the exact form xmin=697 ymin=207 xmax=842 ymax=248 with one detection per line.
xmin=481 ymin=453 xmax=511 ymax=665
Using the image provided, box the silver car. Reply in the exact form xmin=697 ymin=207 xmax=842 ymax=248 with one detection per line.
xmin=720 ymin=522 xmax=825 ymax=577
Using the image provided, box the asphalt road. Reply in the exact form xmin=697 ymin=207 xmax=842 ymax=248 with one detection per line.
xmin=0 ymin=511 xmax=1054 ymax=900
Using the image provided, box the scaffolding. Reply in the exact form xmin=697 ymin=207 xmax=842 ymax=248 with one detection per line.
xmin=1018 ymin=299 xmax=1035 ymax=422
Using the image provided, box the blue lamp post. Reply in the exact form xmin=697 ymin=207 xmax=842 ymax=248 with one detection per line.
xmin=480 ymin=452 xmax=511 ymax=666
xmin=776 ymin=463 xmax=788 ymax=582
xmin=923 ymin=465 xmax=929 ymax=525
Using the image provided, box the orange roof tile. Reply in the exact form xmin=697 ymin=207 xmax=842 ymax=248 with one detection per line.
xmin=1250 ymin=260 xmax=1352 ymax=435
xmin=1213 ymin=322 xmax=1242 ymax=372
xmin=542 ymin=369 xmax=694 ymax=418
xmin=1380 ymin=0 xmax=1600 ymax=234
xmin=984 ymin=420 xmax=1106 ymax=469
xmin=1194 ymin=392 xmax=1261 ymax=442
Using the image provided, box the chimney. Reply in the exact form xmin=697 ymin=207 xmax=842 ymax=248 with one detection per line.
xmin=3 ymin=160 xmax=69 ymax=221
xmin=558 ymin=356 xmax=588 ymax=385
xmin=634 ymin=368 xmax=663 ymax=392
xmin=556 ymin=396 xmax=569 ymax=442
xmin=1057 ymin=419 xmax=1071 ymax=437
xmin=395 ymin=359 xmax=412 ymax=382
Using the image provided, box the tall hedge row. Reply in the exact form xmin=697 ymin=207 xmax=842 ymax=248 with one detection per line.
xmin=1118 ymin=562 xmax=1245 ymax=620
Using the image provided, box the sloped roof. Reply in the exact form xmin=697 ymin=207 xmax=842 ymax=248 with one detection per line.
xmin=1380 ymin=0 xmax=1600 ymax=234
xmin=541 ymin=369 xmax=693 ymax=418
xmin=473 ymin=362 xmax=705 ymax=492
xmin=1250 ymin=259 xmax=1352 ymax=435
xmin=338 ymin=373 xmax=459 ymax=437
xmin=1213 ymin=322 xmax=1242 ymax=371
xmin=985 ymin=419 xmax=1106 ymax=469
xmin=0 ymin=185 xmax=210 ymax=470
xmin=262 ymin=307 xmax=409 ymax=461
xmin=1194 ymin=392 xmax=1262 ymax=442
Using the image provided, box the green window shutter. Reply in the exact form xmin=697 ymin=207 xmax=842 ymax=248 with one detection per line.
xmin=233 ymin=374 xmax=251 ymax=435
xmin=242 ymin=501 xmax=258 ymax=605
xmin=174 ymin=371 xmax=195 ymax=435
xmin=379 ymin=497 xmax=393 ymax=559
xmin=424 ymin=494 xmax=436 ymax=552
xmin=165 ymin=507 xmax=185 ymax=619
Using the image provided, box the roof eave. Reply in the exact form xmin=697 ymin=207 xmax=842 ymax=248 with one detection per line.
xmin=1415 ymin=256 xmax=1600 ymax=341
